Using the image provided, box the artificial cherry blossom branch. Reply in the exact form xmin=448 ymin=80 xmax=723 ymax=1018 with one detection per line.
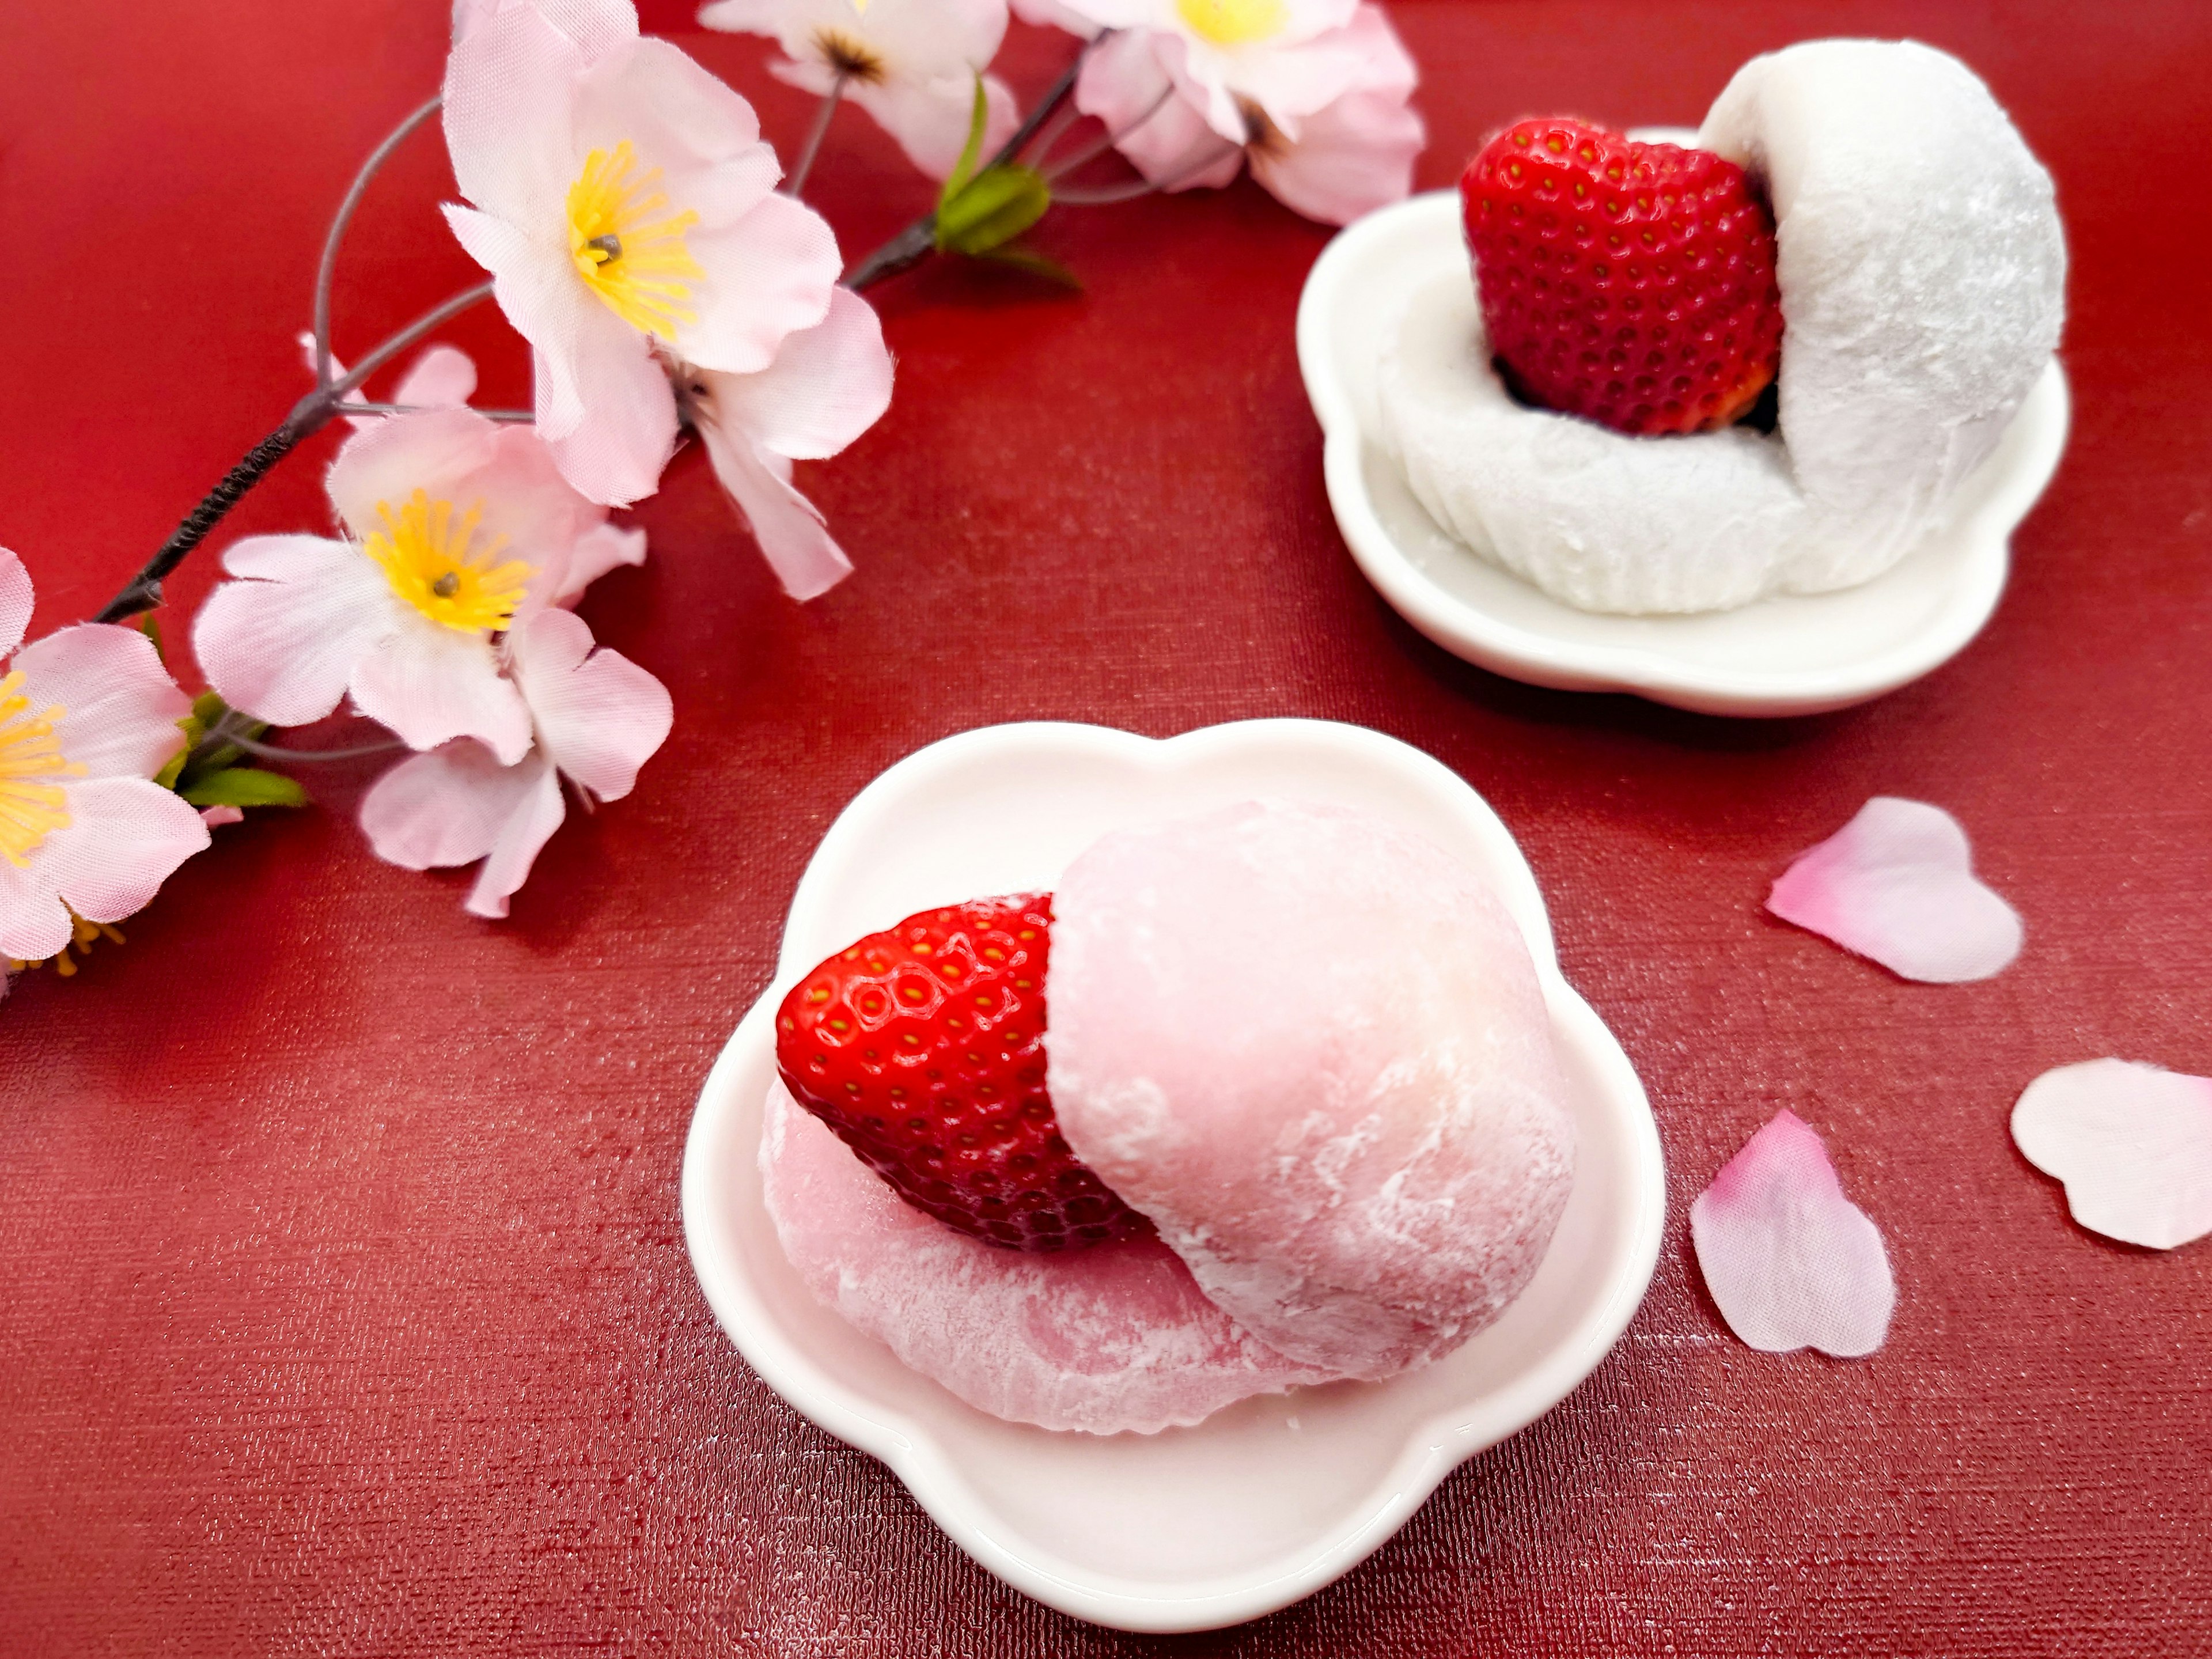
xmin=1053 ymin=135 xmax=1241 ymax=205
xmin=785 ymin=71 xmax=850 ymax=199
xmin=845 ymin=41 xmax=1093 ymax=290
xmin=313 ymin=94 xmax=445 ymax=389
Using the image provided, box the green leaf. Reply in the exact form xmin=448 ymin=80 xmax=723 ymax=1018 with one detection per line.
xmin=191 ymin=691 xmax=228 ymax=725
xmin=938 ymin=75 xmax=991 ymax=209
xmin=180 ymin=768 xmax=308 ymax=809
xmin=935 ymin=165 xmax=1052 ymax=257
xmin=978 ymin=243 xmax=1082 ymax=290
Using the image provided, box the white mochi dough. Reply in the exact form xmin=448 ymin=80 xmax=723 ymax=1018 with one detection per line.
xmin=1046 ymin=801 xmax=1577 ymax=1381
xmin=1378 ymin=38 xmax=2066 ymax=614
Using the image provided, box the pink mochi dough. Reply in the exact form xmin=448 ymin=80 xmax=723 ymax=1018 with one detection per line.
xmin=759 ymin=1085 xmax=1343 ymax=1435
xmin=1047 ymin=800 xmax=1578 ymax=1381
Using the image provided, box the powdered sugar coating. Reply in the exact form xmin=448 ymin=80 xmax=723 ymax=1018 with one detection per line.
xmin=760 ymin=1084 xmax=1341 ymax=1434
xmin=1047 ymin=801 xmax=1577 ymax=1381
xmin=1378 ymin=37 xmax=2065 ymax=615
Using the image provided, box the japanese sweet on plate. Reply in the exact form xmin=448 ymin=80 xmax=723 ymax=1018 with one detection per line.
xmin=765 ymin=799 xmax=1577 ymax=1434
xmin=1378 ymin=37 xmax=2066 ymax=615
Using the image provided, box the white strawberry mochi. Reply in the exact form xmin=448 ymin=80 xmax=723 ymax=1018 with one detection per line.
xmin=1379 ymin=37 xmax=2065 ymax=614
xmin=760 ymin=1086 xmax=1341 ymax=1434
xmin=1047 ymin=800 xmax=1577 ymax=1381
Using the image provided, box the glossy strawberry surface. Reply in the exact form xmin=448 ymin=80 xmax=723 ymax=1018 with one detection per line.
xmin=1461 ymin=117 xmax=1784 ymax=435
xmin=774 ymin=894 xmax=1148 ymax=1252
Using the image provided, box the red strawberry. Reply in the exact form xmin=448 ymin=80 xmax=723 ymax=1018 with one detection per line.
xmin=1460 ymin=118 xmax=1783 ymax=437
xmin=774 ymin=894 xmax=1148 ymax=1252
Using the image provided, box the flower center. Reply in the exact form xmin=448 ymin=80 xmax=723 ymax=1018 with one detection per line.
xmin=1175 ymin=0 xmax=1287 ymax=46
xmin=813 ymin=25 xmax=888 ymax=83
xmin=566 ymin=141 xmax=706 ymax=338
xmin=364 ymin=490 xmax=536 ymax=634
xmin=0 ymin=668 xmax=78 ymax=867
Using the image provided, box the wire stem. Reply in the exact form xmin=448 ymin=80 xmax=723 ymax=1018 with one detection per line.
xmin=1053 ymin=134 xmax=1241 ymax=205
xmin=225 ymin=732 xmax=407 ymax=764
xmin=785 ymin=73 xmax=848 ymax=200
xmin=313 ymin=94 xmax=444 ymax=390
xmin=1044 ymin=84 xmax=1175 ymax=183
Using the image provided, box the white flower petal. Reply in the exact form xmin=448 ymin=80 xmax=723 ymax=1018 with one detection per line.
xmin=2013 ymin=1060 xmax=2212 ymax=1251
xmin=37 ymin=777 xmax=211 ymax=928
xmin=12 ymin=625 xmax=192 ymax=781
xmin=1691 ymin=1109 xmax=1896 ymax=1357
xmin=0 ymin=546 xmax=33 ymax=658
xmin=468 ymin=751 xmax=567 ymax=918
xmin=359 ymin=743 xmax=567 ymax=922
xmin=442 ymin=4 xmax=583 ymax=225
xmin=696 ymin=287 xmax=892 ymax=462
xmin=442 ymin=204 xmax=596 ymax=442
xmin=506 ymin=609 xmax=672 ymax=800
xmin=1768 ymin=797 xmax=2023 ymax=983
xmin=678 ymin=191 xmax=840 ymax=376
xmin=454 ymin=0 xmax=637 ymax=62
xmin=698 ymin=418 xmax=854 ymax=599
xmin=350 ymin=618 xmax=535 ymax=764
xmin=0 ymin=855 xmax=71 ymax=960
xmin=392 ymin=343 xmax=480 ymax=409
xmin=193 ymin=537 xmax=401 ymax=728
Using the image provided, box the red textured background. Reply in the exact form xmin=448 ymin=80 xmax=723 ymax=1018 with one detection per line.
xmin=3 ymin=0 xmax=2209 ymax=1652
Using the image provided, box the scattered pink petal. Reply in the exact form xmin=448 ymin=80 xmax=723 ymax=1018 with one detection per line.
xmin=2012 ymin=1059 xmax=2212 ymax=1250
xmin=1691 ymin=1109 xmax=1896 ymax=1357
xmin=1767 ymin=796 xmax=2022 ymax=983
xmin=199 ymin=805 xmax=246 ymax=829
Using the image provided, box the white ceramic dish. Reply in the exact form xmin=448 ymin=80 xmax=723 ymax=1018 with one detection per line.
xmin=1296 ymin=188 xmax=2071 ymax=718
xmin=681 ymin=719 xmax=1664 ymax=1631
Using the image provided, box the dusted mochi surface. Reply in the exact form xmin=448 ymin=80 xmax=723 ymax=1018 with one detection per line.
xmin=1047 ymin=800 xmax=1577 ymax=1381
xmin=759 ymin=1085 xmax=1342 ymax=1435
xmin=1378 ymin=37 xmax=2066 ymax=615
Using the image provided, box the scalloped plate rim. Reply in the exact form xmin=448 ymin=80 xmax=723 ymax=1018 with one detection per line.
xmin=680 ymin=719 xmax=1665 ymax=1631
xmin=1296 ymin=189 xmax=2071 ymax=717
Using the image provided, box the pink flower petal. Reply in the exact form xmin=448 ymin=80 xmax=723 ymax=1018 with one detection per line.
xmin=36 ymin=777 xmax=210 ymax=928
xmin=695 ymin=287 xmax=892 ymax=463
xmin=325 ymin=409 xmax=586 ymax=609
xmin=1690 ymin=1109 xmax=1896 ymax=1357
xmin=360 ymin=744 xmax=566 ymax=920
xmin=536 ymin=310 xmax=681 ymax=507
xmin=391 ymin=343 xmax=480 ymax=410
xmin=13 ymin=624 xmax=193 ymax=781
xmin=571 ymin=37 xmax=778 ymax=228
xmin=199 ymin=805 xmax=245 ymax=828
xmin=842 ymin=71 xmax=1018 ymax=181
xmin=505 ymin=609 xmax=671 ymax=801
xmin=2013 ymin=1060 xmax=2212 ymax=1250
xmin=1767 ymin=797 xmax=2023 ymax=983
xmin=1077 ymin=36 xmax=1243 ymax=190
xmin=0 ymin=856 xmax=74 ymax=962
xmin=678 ymin=191 xmax=841 ymax=377
xmin=350 ymin=618 xmax=534 ymax=765
xmin=453 ymin=0 xmax=637 ymax=61
xmin=696 ymin=419 xmax=853 ymax=599
xmin=554 ymin=522 xmax=647 ymax=602
xmin=194 ymin=536 xmax=399 ymax=728
xmin=1243 ymin=8 xmax=1422 ymax=226
xmin=442 ymin=4 xmax=584 ymax=226
xmin=0 ymin=546 xmax=34 ymax=658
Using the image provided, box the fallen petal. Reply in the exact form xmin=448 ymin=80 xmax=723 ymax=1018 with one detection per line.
xmin=0 ymin=544 xmax=33 ymax=658
xmin=1767 ymin=796 xmax=2022 ymax=982
xmin=2013 ymin=1059 xmax=2212 ymax=1250
xmin=1691 ymin=1109 xmax=1896 ymax=1357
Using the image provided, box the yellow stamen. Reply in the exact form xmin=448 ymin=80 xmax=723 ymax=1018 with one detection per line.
xmin=0 ymin=668 xmax=81 ymax=868
xmin=10 ymin=909 xmax=123 ymax=979
xmin=566 ymin=141 xmax=706 ymax=338
xmin=1175 ymin=0 xmax=1287 ymax=46
xmin=363 ymin=490 xmax=535 ymax=634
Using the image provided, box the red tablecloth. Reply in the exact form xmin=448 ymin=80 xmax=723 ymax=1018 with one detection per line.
xmin=3 ymin=1 xmax=2208 ymax=1653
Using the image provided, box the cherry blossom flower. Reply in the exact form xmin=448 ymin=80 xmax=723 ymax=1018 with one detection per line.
xmin=194 ymin=408 xmax=612 ymax=764
xmin=0 ymin=548 xmax=209 ymax=964
xmin=1041 ymin=0 xmax=1422 ymax=225
xmin=359 ymin=608 xmax=672 ymax=918
xmin=679 ymin=287 xmax=894 ymax=599
xmin=441 ymin=0 xmax=842 ymax=505
xmin=699 ymin=0 xmax=1018 ymax=180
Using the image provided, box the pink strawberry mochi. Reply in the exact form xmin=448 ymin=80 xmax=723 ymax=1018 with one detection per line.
xmin=1047 ymin=800 xmax=1577 ymax=1381
xmin=759 ymin=1085 xmax=1342 ymax=1434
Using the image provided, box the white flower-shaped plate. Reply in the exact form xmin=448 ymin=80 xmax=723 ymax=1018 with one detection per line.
xmin=681 ymin=719 xmax=1664 ymax=1631
xmin=1297 ymin=189 xmax=2071 ymax=717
